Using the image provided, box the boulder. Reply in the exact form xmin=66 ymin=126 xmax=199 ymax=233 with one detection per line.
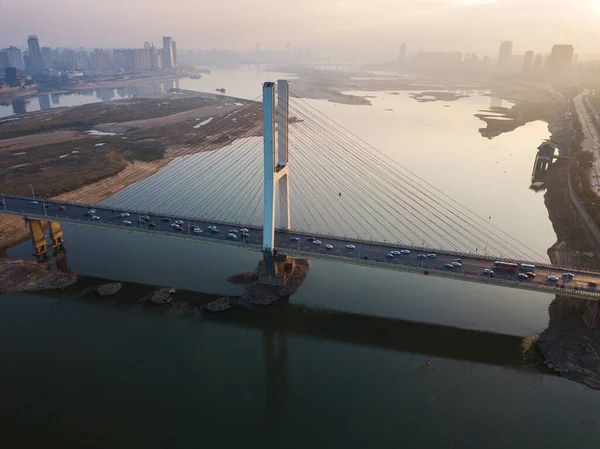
xmin=206 ymin=297 xmax=232 ymax=312
xmin=96 ymin=283 xmax=122 ymax=296
xmin=150 ymin=288 xmax=174 ymax=305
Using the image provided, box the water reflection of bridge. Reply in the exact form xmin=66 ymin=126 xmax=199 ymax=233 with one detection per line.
xmin=208 ymin=301 xmax=543 ymax=371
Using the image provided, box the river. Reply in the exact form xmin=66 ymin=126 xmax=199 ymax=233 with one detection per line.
xmin=0 ymin=66 xmax=295 ymax=118
xmin=3 ymin=225 xmax=600 ymax=448
xmin=2 ymin=67 xmax=599 ymax=447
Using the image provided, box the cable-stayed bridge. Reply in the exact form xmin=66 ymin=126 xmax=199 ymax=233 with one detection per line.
xmin=3 ymin=80 xmax=600 ymax=300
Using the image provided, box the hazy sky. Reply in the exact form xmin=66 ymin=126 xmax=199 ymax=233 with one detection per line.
xmin=1 ymin=0 xmax=598 ymax=56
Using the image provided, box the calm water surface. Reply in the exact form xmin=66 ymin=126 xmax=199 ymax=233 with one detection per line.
xmin=3 ymin=225 xmax=600 ymax=448
xmin=104 ymin=89 xmax=553 ymax=258
xmin=0 ymin=66 xmax=294 ymax=118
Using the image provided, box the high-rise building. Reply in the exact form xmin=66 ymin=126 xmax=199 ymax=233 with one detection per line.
xmin=27 ymin=36 xmax=46 ymax=72
xmin=522 ymin=51 xmax=534 ymax=74
xmin=532 ymin=54 xmax=543 ymax=72
xmin=2 ymin=46 xmax=24 ymax=70
xmin=497 ymin=40 xmax=513 ymax=72
xmin=113 ymin=49 xmax=135 ymax=71
xmin=60 ymin=48 xmax=77 ymax=70
xmin=27 ymin=35 xmax=45 ymax=72
xmin=150 ymin=46 xmax=162 ymax=70
xmin=548 ymin=44 xmax=574 ymax=75
xmin=398 ymin=42 xmax=407 ymax=62
xmin=162 ymin=37 xmax=174 ymax=69
xmin=23 ymin=54 xmax=32 ymax=72
xmin=133 ymin=48 xmax=152 ymax=70
xmin=41 ymin=47 xmax=52 ymax=68
xmin=172 ymin=41 xmax=177 ymax=66
xmin=75 ymin=51 xmax=90 ymax=70
xmin=51 ymin=48 xmax=60 ymax=67
xmin=92 ymin=49 xmax=111 ymax=70
xmin=0 ymin=51 xmax=8 ymax=69
xmin=144 ymin=41 xmax=151 ymax=50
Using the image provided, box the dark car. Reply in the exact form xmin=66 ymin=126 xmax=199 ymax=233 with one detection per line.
xmin=162 ymin=217 xmax=171 ymax=222
xmin=307 ymin=237 xmax=316 ymax=242
xmin=147 ymin=223 xmax=157 ymax=228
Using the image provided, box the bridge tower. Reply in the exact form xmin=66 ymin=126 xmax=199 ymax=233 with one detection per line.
xmin=262 ymin=80 xmax=291 ymax=255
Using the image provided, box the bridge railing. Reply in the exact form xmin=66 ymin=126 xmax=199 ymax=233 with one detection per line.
xmin=4 ymin=193 xmax=600 ymax=277
xmin=284 ymin=247 xmax=600 ymax=299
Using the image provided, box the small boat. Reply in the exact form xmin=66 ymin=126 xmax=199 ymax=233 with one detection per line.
xmin=216 ymin=88 xmax=226 ymax=93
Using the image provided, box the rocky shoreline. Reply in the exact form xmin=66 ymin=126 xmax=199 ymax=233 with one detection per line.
xmin=533 ymin=94 xmax=600 ymax=389
xmin=535 ymin=297 xmax=600 ymax=389
xmin=0 ymin=258 xmax=78 ymax=293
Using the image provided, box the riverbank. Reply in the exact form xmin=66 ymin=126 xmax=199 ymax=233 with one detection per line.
xmin=536 ymin=296 xmax=600 ymax=389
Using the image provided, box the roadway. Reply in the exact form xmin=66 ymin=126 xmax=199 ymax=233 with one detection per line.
xmin=574 ymin=93 xmax=600 ymax=197
xmin=3 ymin=195 xmax=600 ymax=293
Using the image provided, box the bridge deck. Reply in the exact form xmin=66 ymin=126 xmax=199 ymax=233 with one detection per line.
xmin=2 ymin=195 xmax=600 ymax=300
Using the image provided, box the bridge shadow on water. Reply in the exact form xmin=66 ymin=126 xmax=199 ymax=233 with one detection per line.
xmin=43 ymin=255 xmax=545 ymax=374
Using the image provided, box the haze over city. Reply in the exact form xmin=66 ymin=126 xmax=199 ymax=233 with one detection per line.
xmin=2 ymin=0 xmax=600 ymax=56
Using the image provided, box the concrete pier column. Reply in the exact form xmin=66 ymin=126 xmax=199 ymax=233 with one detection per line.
xmin=27 ymin=219 xmax=47 ymax=258
xmin=48 ymin=221 xmax=64 ymax=247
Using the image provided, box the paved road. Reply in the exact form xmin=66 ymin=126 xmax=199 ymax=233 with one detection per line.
xmin=575 ymin=93 xmax=600 ymax=197
xmin=3 ymin=195 xmax=600 ymax=292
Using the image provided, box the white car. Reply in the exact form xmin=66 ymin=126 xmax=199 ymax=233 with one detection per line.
xmin=390 ymin=251 xmax=401 ymax=255
xmin=86 ymin=209 xmax=96 ymax=215
xmin=228 ymin=233 xmax=237 ymax=239
xmin=452 ymin=262 xmax=462 ymax=267
xmin=547 ymin=275 xmax=559 ymax=282
xmin=118 ymin=212 xmax=130 ymax=218
xmin=427 ymin=253 xmax=437 ymax=258
xmin=240 ymin=228 xmax=249 ymax=232
xmin=400 ymin=250 xmax=410 ymax=255
xmin=312 ymin=240 xmax=322 ymax=245
xmin=193 ymin=228 xmax=203 ymax=234
xmin=123 ymin=220 xmax=132 ymax=225
xmin=562 ymin=273 xmax=575 ymax=278
xmin=91 ymin=215 xmax=100 ymax=220
xmin=483 ymin=269 xmax=494 ymax=276
xmin=325 ymin=244 xmax=333 ymax=250
xmin=229 ymin=229 xmax=238 ymax=233
xmin=346 ymin=244 xmax=356 ymax=250
xmin=170 ymin=223 xmax=180 ymax=228
xmin=174 ymin=220 xmax=184 ymax=225
xmin=417 ymin=254 xmax=427 ymax=259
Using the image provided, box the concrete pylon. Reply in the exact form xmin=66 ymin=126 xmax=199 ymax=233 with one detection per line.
xmin=262 ymin=82 xmax=276 ymax=253
xmin=276 ymin=79 xmax=290 ymax=230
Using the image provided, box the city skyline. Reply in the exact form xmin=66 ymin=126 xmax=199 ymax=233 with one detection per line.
xmin=1 ymin=0 xmax=600 ymax=57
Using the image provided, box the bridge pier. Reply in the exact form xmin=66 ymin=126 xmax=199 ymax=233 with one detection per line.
xmin=26 ymin=218 xmax=65 ymax=259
